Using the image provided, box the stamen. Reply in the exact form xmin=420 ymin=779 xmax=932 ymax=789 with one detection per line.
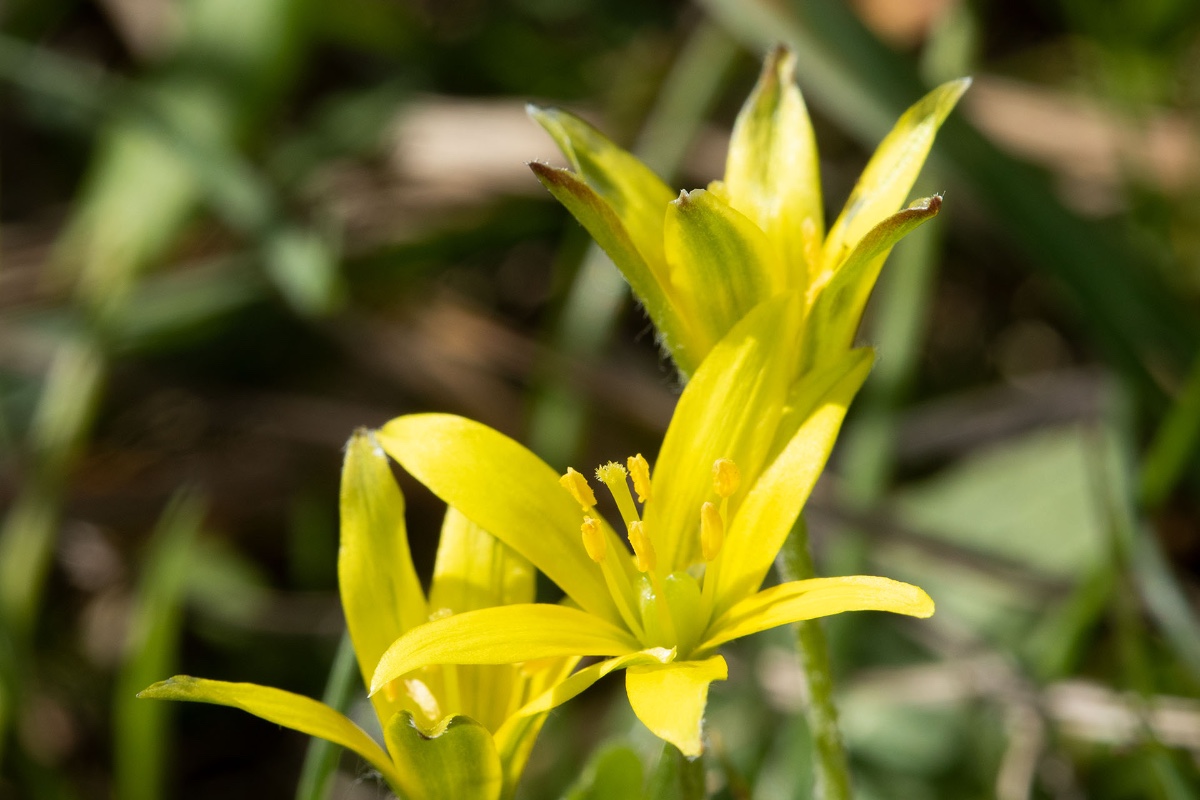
xmin=712 ymin=458 xmax=740 ymax=498
xmin=580 ymin=516 xmax=606 ymax=563
xmin=597 ymin=462 xmax=641 ymax=529
xmin=700 ymin=501 xmax=724 ymax=562
xmin=627 ymin=521 xmax=657 ymax=573
xmin=560 ymin=467 xmax=596 ymax=509
xmin=627 ymin=453 xmax=652 ymax=503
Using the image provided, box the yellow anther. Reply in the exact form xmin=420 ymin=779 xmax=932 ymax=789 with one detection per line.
xmin=700 ymin=501 xmax=725 ymax=562
xmin=627 ymin=453 xmax=652 ymax=503
xmin=560 ymin=467 xmax=596 ymax=509
xmin=581 ymin=516 xmax=606 ymax=563
xmin=627 ymin=521 xmax=657 ymax=573
xmin=712 ymin=458 xmax=741 ymax=498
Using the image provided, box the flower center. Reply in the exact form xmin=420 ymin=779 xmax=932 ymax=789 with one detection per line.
xmin=559 ymin=454 xmax=740 ymax=654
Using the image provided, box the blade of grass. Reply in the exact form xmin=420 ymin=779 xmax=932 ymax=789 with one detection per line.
xmin=114 ymin=489 xmax=206 ymax=800
xmin=294 ymin=631 xmax=360 ymax=800
xmin=1139 ymin=352 xmax=1200 ymax=509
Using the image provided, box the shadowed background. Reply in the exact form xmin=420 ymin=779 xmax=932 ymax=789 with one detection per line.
xmin=2 ymin=0 xmax=1199 ymax=798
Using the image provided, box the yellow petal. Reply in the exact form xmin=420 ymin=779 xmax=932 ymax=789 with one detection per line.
xmin=377 ymin=414 xmax=633 ymax=626
xmin=713 ymin=351 xmax=873 ymax=612
xmin=822 ymin=78 xmax=969 ymax=270
xmin=802 ymin=196 xmax=942 ymax=374
xmin=663 ymin=188 xmax=784 ymax=356
xmin=644 ymin=295 xmax=799 ymax=571
xmin=625 ymin=656 xmax=728 ymax=758
xmin=724 ymin=45 xmax=822 ymax=289
xmin=138 ymin=676 xmax=403 ymax=791
xmin=702 ymin=576 xmax=934 ymax=650
xmin=430 ymin=508 xmax=535 ymax=614
xmin=370 ymin=604 xmax=640 ymax=696
xmin=385 ymin=711 xmax=502 ymax=800
xmin=528 ymin=106 xmax=674 ymax=272
xmin=528 ymin=162 xmax=700 ymax=374
xmin=339 ymin=430 xmax=427 ymax=715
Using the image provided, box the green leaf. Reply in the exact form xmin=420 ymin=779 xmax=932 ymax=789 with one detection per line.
xmin=566 ymin=745 xmax=647 ymax=800
xmin=384 ymin=712 xmax=503 ymax=800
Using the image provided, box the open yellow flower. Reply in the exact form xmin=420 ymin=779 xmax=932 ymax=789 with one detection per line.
xmin=529 ymin=46 xmax=968 ymax=378
xmin=139 ymin=431 xmax=575 ymax=800
xmin=368 ymin=296 xmax=933 ymax=757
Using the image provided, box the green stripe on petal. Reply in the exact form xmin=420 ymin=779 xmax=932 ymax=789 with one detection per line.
xmin=713 ymin=352 xmax=873 ymax=613
xmin=802 ymin=196 xmax=942 ymax=374
xmin=138 ymin=676 xmax=402 ymax=791
xmin=625 ymin=655 xmax=728 ymax=758
xmin=645 ymin=295 xmax=799 ymax=571
xmin=822 ymin=78 xmax=969 ymax=271
xmin=370 ymin=604 xmax=640 ymax=696
xmin=385 ymin=711 xmax=502 ymax=800
xmin=377 ymin=413 xmax=628 ymax=625
xmin=529 ymin=162 xmax=700 ymax=373
xmin=664 ymin=188 xmax=784 ymax=357
xmin=339 ymin=430 xmax=427 ymax=719
xmin=724 ymin=45 xmax=823 ymax=291
xmin=701 ymin=576 xmax=934 ymax=651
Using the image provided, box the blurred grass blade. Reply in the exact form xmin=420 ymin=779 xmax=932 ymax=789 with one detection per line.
xmin=294 ymin=632 xmax=359 ymax=800
xmin=1139 ymin=353 xmax=1200 ymax=509
xmin=114 ymin=489 xmax=206 ymax=800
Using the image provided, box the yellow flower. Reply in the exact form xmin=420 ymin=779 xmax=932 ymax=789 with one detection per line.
xmin=528 ymin=46 xmax=968 ymax=378
xmin=367 ymin=297 xmax=932 ymax=757
xmin=139 ymin=431 xmax=575 ymax=800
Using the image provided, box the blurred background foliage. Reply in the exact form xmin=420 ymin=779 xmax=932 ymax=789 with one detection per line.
xmin=1 ymin=0 xmax=1199 ymax=798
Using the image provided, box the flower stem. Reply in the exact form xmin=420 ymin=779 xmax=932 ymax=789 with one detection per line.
xmin=778 ymin=515 xmax=852 ymax=800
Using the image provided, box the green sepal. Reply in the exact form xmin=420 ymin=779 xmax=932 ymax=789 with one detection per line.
xmin=802 ymin=196 xmax=941 ymax=374
xmin=529 ymin=162 xmax=700 ymax=375
xmin=663 ymin=188 xmax=783 ymax=360
xmin=384 ymin=711 xmax=503 ymax=800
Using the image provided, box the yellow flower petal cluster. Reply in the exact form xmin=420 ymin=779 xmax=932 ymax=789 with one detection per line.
xmin=140 ymin=432 xmax=574 ymax=800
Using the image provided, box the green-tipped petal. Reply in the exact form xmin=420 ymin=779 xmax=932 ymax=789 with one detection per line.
xmin=702 ymin=576 xmax=934 ymax=651
xmin=625 ymin=656 xmax=728 ymax=758
xmin=803 ymin=196 xmax=942 ymax=373
xmin=385 ymin=711 xmax=502 ymax=800
xmin=664 ymin=188 xmax=784 ymax=356
xmin=645 ymin=295 xmax=799 ymax=571
xmin=377 ymin=414 xmax=630 ymax=625
xmin=430 ymin=507 xmax=535 ymax=614
xmin=528 ymin=106 xmax=674 ymax=271
xmin=371 ymin=604 xmax=640 ymax=695
xmin=138 ymin=676 xmax=402 ymax=791
xmin=339 ymin=430 xmax=427 ymax=718
xmin=724 ymin=45 xmax=822 ymax=289
xmin=529 ymin=162 xmax=699 ymax=373
xmin=713 ymin=352 xmax=873 ymax=612
xmin=822 ymin=78 xmax=969 ymax=270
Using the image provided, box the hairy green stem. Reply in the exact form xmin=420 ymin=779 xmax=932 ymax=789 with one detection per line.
xmin=778 ymin=516 xmax=852 ymax=800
